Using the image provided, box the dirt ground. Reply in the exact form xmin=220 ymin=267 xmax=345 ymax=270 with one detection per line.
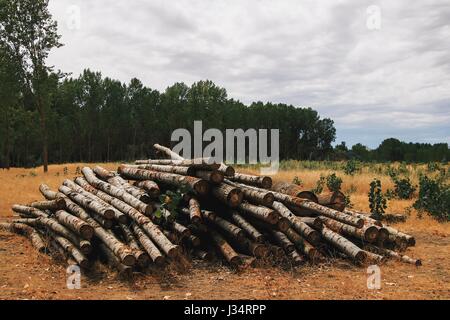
xmin=1 ymin=164 xmax=449 ymax=300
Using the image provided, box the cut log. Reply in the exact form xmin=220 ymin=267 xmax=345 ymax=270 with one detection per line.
xmin=131 ymin=223 xmax=165 ymax=265
xmin=238 ymin=202 xmax=279 ymax=225
xmin=118 ymin=166 xmax=209 ymax=196
xmin=153 ymin=143 xmax=184 ymax=160
xmin=271 ymin=182 xmax=318 ymax=202
xmin=51 ymin=232 xmax=89 ymax=269
xmin=383 ymin=226 xmax=415 ymax=247
xmin=320 ymin=217 xmax=379 ymax=243
xmin=75 ymin=177 xmax=180 ymax=258
xmin=320 ymin=226 xmax=367 ymax=263
xmin=226 ymin=180 xmax=274 ymax=206
xmin=82 ymin=167 xmax=153 ymax=216
xmin=188 ymin=198 xmax=202 ymax=224
xmin=377 ymin=247 xmax=421 ymax=266
xmin=195 ymin=170 xmax=224 ymax=184
xmin=229 ymin=211 xmax=264 ymax=243
xmin=119 ymin=224 xmax=150 ymax=267
xmin=297 ymin=217 xmax=323 ymax=230
xmin=58 ymin=185 xmax=115 ymax=220
xmin=211 ymin=183 xmax=243 ymax=208
xmin=133 ymin=180 xmax=160 ymax=199
xmin=98 ymin=243 xmax=133 ymax=278
xmin=229 ymin=173 xmax=272 ymax=189
xmin=209 ymin=229 xmax=241 ymax=266
xmin=193 ymin=249 xmax=212 ymax=261
xmin=288 ymin=250 xmax=305 ymax=266
xmin=272 ymin=230 xmax=295 ymax=253
xmin=0 ymin=222 xmax=46 ymax=253
xmin=135 ymin=158 xmax=220 ymax=170
xmin=272 ymin=201 xmax=320 ymax=244
xmin=317 ymin=191 xmax=346 ymax=211
xmin=217 ymin=163 xmax=235 ymax=177
xmin=30 ymin=199 xmax=66 ymax=211
xmin=12 ymin=204 xmax=47 ymax=218
xmin=133 ymin=164 xmax=194 ymax=176
xmin=202 ymin=210 xmax=245 ymax=240
xmin=344 ymin=209 xmax=383 ymax=227
xmin=54 ymin=210 xmax=94 ymax=240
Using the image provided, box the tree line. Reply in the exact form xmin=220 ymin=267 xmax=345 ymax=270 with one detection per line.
xmin=1 ymin=0 xmax=448 ymax=170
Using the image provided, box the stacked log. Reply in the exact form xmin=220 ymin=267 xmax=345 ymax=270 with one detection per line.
xmin=3 ymin=143 xmax=421 ymax=281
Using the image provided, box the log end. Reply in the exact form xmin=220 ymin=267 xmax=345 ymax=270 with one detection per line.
xmin=365 ymin=226 xmax=380 ymax=243
xmin=122 ymin=254 xmax=137 ymax=267
xmin=354 ymin=250 xmax=368 ymax=263
xmin=136 ymin=252 xmax=151 ymax=267
xmin=261 ymin=177 xmax=273 ymax=189
xmin=253 ymin=244 xmax=269 ymax=258
xmin=117 ymin=214 xmax=128 ymax=225
xmin=194 ymin=180 xmax=210 ymax=196
xmin=167 ymin=245 xmax=181 ymax=258
xmin=79 ymin=240 xmax=92 ymax=255
xmin=144 ymin=205 xmax=154 ymax=217
xmin=154 ymin=255 xmax=166 ymax=266
xmin=104 ymin=209 xmax=115 ymax=220
xmin=276 ymin=218 xmax=290 ymax=232
xmin=227 ymin=189 xmax=244 ymax=208
xmin=80 ymin=225 xmax=95 ymax=240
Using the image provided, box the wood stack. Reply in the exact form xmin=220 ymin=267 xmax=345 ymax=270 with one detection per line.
xmin=1 ymin=144 xmax=421 ymax=278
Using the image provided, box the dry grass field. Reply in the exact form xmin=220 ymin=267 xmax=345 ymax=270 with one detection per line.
xmin=0 ymin=163 xmax=449 ymax=300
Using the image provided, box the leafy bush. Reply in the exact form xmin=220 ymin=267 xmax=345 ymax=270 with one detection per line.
xmin=392 ymin=177 xmax=416 ymax=199
xmin=311 ymin=175 xmax=325 ymax=194
xmin=326 ymin=173 xmax=343 ymax=192
xmin=292 ymin=176 xmax=303 ymax=187
xmin=427 ymin=162 xmax=440 ymax=172
xmin=343 ymin=160 xmax=359 ymax=176
xmin=413 ymin=176 xmax=449 ymax=221
xmin=368 ymin=179 xmax=387 ymax=218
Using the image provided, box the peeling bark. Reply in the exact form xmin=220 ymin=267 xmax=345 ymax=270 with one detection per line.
xmin=211 ymin=183 xmax=243 ymax=208
xmin=131 ymin=223 xmax=165 ymax=265
xmin=229 ymin=173 xmax=272 ymax=189
xmin=320 ymin=226 xmax=367 ymax=262
xmin=317 ymin=191 xmax=346 ymax=211
xmin=209 ymin=229 xmax=241 ymax=266
xmin=229 ymin=211 xmax=264 ymax=243
xmin=133 ymin=180 xmax=160 ymax=198
xmin=30 ymin=199 xmax=66 ymax=211
xmin=238 ymin=202 xmax=279 ymax=225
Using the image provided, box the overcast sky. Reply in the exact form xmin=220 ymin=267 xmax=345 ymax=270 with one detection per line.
xmin=47 ymin=0 xmax=450 ymax=148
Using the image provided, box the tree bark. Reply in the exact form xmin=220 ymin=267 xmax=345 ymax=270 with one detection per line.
xmin=51 ymin=232 xmax=89 ymax=269
xmin=229 ymin=211 xmax=264 ymax=243
xmin=131 ymin=223 xmax=165 ymax=265
xmin=320 ymin=226 xmax=367 ymax=263
xmin=343 ymin=209 xmax=383 ymax=227
xmin=271 ymin=181 xmax=318 ymax=202
xmin=54 ymin=210 xmax=94 ymax=240
xmin=226 ymin=180 xmax=274 ymax=206
xmin=229 ymin=173 xmax=272 ymax=189
xmin=153 ymin=143 xmax=184 ymax=160
xmin=118 ymin=166 xmax=209 ymax=196
xmin=211 ymin=183 xmax=243 ymax=208
xmin=98 ymin=243 xmax=133 ymax=278
xmin=30 ymin=199 xmax=66 ymax=211
xmin=195 ymin=170 xmax=224 ymax=185
xmin=209 ymin=229 xmax=241 ymax=266
xmin=238 ymin=202 xmax=279 ymax=225
xmin=135 ymin=158 xmax=220 ymax=170
xmin=271 ymin=230 xmax=295 ymax=253
xmin=119 ymin=223 xmax=150 ymax=267
xmin=188 ymin=198 xmax=202 ymax=224
xmin=0 ymin=222 xmax=46 ymax=252
xmin=202 ymin=210 xmax=245 ymax=240
xmin=317 ymin=191 xmax=346 ymax=211
xmin=319 ymin=217 xmax=379 ymax=243
xmin=133 ymin=180 xmax=160 ymax=198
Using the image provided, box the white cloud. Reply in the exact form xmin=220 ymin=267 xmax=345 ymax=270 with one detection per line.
xmin=47 ymin=0 xmax=450 ymax=147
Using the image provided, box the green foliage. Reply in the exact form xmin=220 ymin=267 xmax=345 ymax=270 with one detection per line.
xmin=343 ymin=160 xmax=359 ymax=176
xmin=368 ymin=179 xmax=387 ymax=217
xmin=326 ymin=173 xmax=342 ymax=192
xmin=427 ymin=162 xmax=441 ymax=172
xmin=292 ymin=176 xmax=303 ymax=187
xmin=392 ymin=177 xmax=416 ymax=199
xmin=311 ymin=174 xmax=326 ymax=194
xmin=413 ymin=176 xmax=449 ymax=221
xmin=154 ymin=186 xmax=188 ymax=221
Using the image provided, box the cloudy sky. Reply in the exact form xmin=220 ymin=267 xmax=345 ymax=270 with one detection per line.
xmin=47 ymin=0 xmax=450 ymax=148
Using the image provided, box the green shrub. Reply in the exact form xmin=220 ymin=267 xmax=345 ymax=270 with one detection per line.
xmin=292 ymin=176 xmax=303 ymax=187
xmin=413 ymin=176 xmax=449 ymax=221
xmin=326 ymin=173 xmax=342 ymax=192
xmin=392 ymin=177 xmax=416 ymax=199
xmin=311 ymin=175 xmax=325 ymax=194
xmin=343 ymin=160 xmax=359 ymax=176
xmin=368 ymin=178 xmax=387 ymax=218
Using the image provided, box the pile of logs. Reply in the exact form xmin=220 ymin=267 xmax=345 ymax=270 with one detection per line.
xmin=1 ymin=144 xmax=421 ymax=278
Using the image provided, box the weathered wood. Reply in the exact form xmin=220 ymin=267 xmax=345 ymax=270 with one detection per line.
xmin=133 ymin=180 xmax=160 ymax=198
xmin=202 ymin=210 xmax=245 ymax=240
xmin=188 ymin=198 xmax=202 ymax=224
xmin=54 ymin=210 xmax=94 ymax=240
xmin=186 ymin=234 xmax=201 ymax=247
xmin=195 ymin=170 xmax=224 ymax=184
xmin=69 ymin=179 xmax=127 ymax=223
xmin=320 ymin=217 xmax=379 ymax=243
xmin=272 ymin=201 xmax=320 ymax=244
xmin=211 ymin=183 xmax=243 ymax=208
xmin=320 ymin=226 xmax=367 ymax=262
xmin=135 ymin=158 xmax=220 ymax=170
xmin=83 ymin=167 xmax=153 ymax=216
xmin=217 ymin=163 xmax=235 ymax=177
xmin=30 ymin=199 xmax=66 ymax=211
xmin=271 ymin=181 xmax=318 ymax=202
xmin=226 ymin=180 xmax=274 ymax=206
xmin=58 ymin=185 xmax=115 ymax=220
xmin=153 ymin=143 xmax=184 ymax=160
xmin=118 ymin=166 xmax=209 ymax=196
xmin=51 ymin=232 xmax=89 ymax=269
xmin=119 ymin=224 xmax=150 ymax=267
xmin=377 ymin=247 xmax=421 ymax=266
xmin=238 ymin=202 xmax=279 ymax=225
xmin=132 ymin=164 xmax=194 ymax=176
xmin=229 ymin=172 xmax=272 ymax=189
xmin=383 ymin=226 xmax=415 ymax=247
xmin=171 ymin=221 xmax=191 ymax=239
xmin=239 ymin=237 xmax=268 ymax=258
xmin=209 ymin=229 xmax=241 ymax=266
xmin=297 ymin=217 xmax=323 ymax=230
xmin=0 ymin=222 xmax=46 ymax=252
xmin=39 ymin=184 xmax=135 ymax=265
xmin=343 ymin=209 xmax=383 ymax=227
xmin=288 ymin=250 xmax=305 ymax=266
xmin=98 ymin=243 xmax=133 ymax=278
xmin=75 ymin=177 xmax=180 ymax=258
xmin=229 ymin=211 xmax=264 ymax=243
xmin=12 ymin=204 xmax=47 ymax=218
xmin=272 ymin=230 xmax=295 ymax=253
xmin=131 ymin=223 xmax=165 ymax=265
xmin=317 ymin=191 xmax=346 ymax=211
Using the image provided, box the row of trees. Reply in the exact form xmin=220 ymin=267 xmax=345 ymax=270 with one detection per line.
xmin=335 ymin=139 xmax=449 ymax=162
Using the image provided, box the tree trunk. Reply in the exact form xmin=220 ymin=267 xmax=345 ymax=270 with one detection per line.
xmin=202 ymin=210 xmax=245 ymax=240
xmin=209 ymin=229 xmax=241 ymax=266
xmin=343 ymin=209 xmax=383 ymax=227
xmin=317 ymin=191 xmax=346 ymax=211
xmin=188 ymin=198 xmax=202 ymax=224
xmin=320 ymin=226 xmax=367 ymax=262
xmin=119 ymin=223 xmax=150 ymax=267
xmin=271 ymin=181 xmax=318 ymax=202
xmin=118 ymin=166 xmax=209 ymax=196
xmin=135 ymin=158 xmax=220 ymax=170
xmin=133 ymin=180 xmax=160 ymax=198
xmin=229 ymin=211 xmax=264 ymax=243
xmin=272 ymin=201 xmax=320 ymax=244
xmin=131 ymin=223 xmax=165 ymax=265
xmin=30 ymin=199 xmax=66 ymax=211
xmin=82 ymin=167 xmax=153 ymax=215
xmin=54 ymin=210 xmax=94 ymax=240
xmin=229 ymin=173 xmax=272 ymax=189
xmin=195 ymin=170 xmax=224 ymax=185
xmin=98 ymin=243 xmax=133 ymax=278
xmin=226 ymin=180 xmax=274 ymax=207
xmin=238 ymin=202 xmax=279 ymax=225
xmin=36 ymin=96 xmax=48 ymax=173
xmin=271 ymin=230 xmax=295 ymax=253
xmin=52 ymin=233 xmax=89 ymax=269
xmin=211 ymin=183 xmax=243 ymax=208
xmin=319 ymin=217 xmax=379 ymax=243
xmin=153 ymin=143 xmax=184 ymax=160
